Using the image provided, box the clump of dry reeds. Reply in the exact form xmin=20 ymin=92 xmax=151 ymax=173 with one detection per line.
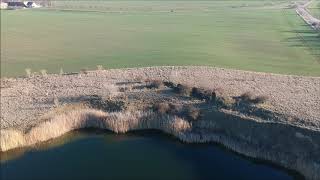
xmin=145 ymin=79 xmax=163 ymax=89
xmin=0 ymin=105 xmax=191 ymax=152
xmin=154 ymin=102 xmax=170 ymax=114
xmin=216 ymin=95 xmax=235 ymax=109
xmin=239 ymin=92 xmax=268 ymax=104
xmin=85 ymin=96 xmax=127 ymax=112
xmin=174 ymin=84 xmax=192 ymax=96
xmin=191 ymin=87 xmax=216 ymax=102
xmin=153 ymin=102 xmax=201 ymax=121
xmin=184 ymin=105 xmax=201 ymax=121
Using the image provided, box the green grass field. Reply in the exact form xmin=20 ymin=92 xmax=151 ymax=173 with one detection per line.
xmin=1 ymin=1 xmax=320 ymax=77
xmin=309 ymin=0 xmax=320 ymax=19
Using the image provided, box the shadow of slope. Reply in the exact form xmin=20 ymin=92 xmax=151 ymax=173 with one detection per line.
xmin=195 ymin=108 xmax=320 ymax=179
xmin=1 ymin=102 xmax=319 ymax=179
xmin=281 ymin=9 xmax=320 ymax=60
xmin=284 ymin=31 xmax=320 ymax=58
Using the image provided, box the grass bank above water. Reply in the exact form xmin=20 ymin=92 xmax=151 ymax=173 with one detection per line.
xmin=1 ymin=1 xmax=320 ymax=77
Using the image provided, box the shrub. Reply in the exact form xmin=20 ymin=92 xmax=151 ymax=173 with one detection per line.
xmin=185 ymin=105 xmax=201 ymax=121
xmin=216 ymin=95 xmax=235 ymax=109
xmin=163 ymin=81 xmax=176 ymax=88
xmin=168 ymin=103 xmax=182 ymax=115
xmin=191 ymin=87 xmax=216 ymax=102
xmin=174 ymin=84 xmax=192 ymax=96
xmin=153 ymin=102 xmax=183 ymax=116
xmin=85 ymin=95 xmax=127 ymax=112
xmin=252 ymin=95 xmax=268 ymax=104
xmin=240 ymin=92 xmax=253 ymax=102
xmin=191 ymin=87 xmax=203 ymax=99
xmin=119 ymin=86 xmax=129 ymax=92
xmin=204 ymin=90 xmax=216 ymax=102
xmin=239 ymin=92 xmax=268 ymax=104
xmin=154 ymin=102 xmax=170 ymax=114
xmin=145 ymin=79 xmax=163 ymax=89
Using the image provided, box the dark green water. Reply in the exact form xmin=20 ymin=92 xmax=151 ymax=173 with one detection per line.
xmin=0 ymin=130 xmax=303 ymax=180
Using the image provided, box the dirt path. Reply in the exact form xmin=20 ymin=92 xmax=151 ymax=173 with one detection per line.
xmin=296 ymin=0 xmax=320 ymax=30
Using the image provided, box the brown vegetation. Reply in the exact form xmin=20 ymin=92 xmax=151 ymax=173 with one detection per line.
xmin=154 ymin=102 xmax=170 ymax=114
xmin=239 ymin=92 xmax=268 ymax=104
xmin=191 ymin=87 xmax=216 ymax=102
xmin=1 ymin=66 xmax=320 ymax=180
xmin=174 ymin=84 xmax=192 ymax=96
xmin=145 ymin=79 xmax=163 ymax=89
xmin=83 ymin=95 xmax=127 ymax=112
xmin=184 ymin=105 xmax=201 ymax=121
xmin=153 ymin=102 xmax=200 ymax=121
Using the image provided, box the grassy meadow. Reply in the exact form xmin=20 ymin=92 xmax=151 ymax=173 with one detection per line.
xmin=1 ymin=0 xmax=320 ymax=77
xmin=309 ymin=0 xmax=320 ymax=18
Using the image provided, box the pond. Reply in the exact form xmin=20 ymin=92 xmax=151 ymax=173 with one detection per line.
xmin=0 ymin=130 xmax=303 ymax=180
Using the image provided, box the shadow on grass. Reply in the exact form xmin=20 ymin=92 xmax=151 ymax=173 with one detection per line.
xmin=282 ymin=26 xmax=320 ymax=60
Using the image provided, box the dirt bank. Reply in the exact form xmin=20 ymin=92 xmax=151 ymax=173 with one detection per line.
xmin=1 ymin=66 xmax=320 ymax=179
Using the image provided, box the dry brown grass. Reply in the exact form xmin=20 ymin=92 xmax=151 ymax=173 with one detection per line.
xmin=185 ymin=105 xmax=201 ymax=121
xmin=0 ymin=105 xmax=191 ymax=152
xmin=174 ymin=84 xmax=192 ymax=96
xmin=0 ymin=130 xmax=25 ymax=152
xmin=154 ymin=102 xmax=170 ymax=114
xmin=216 ymin=95 xmax=235 ymax=109
xmin=145 ymin=79 xmax=163 ymax=89
xmin=191 ymin=87 xmax=216 ymax=102
xmin=240 ymin=92 xmax=268 ymax=104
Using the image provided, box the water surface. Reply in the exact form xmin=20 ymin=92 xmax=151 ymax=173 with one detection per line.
xmin=0 ymin=130 xmax=303 ymax=180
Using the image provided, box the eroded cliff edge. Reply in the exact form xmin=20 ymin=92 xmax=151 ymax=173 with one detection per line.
xmin=1 ymin=66 xmax=320 ymax=179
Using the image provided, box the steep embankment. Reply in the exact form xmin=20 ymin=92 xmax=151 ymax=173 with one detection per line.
xmin=1 ymin=66 xmax=320 ymax=179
